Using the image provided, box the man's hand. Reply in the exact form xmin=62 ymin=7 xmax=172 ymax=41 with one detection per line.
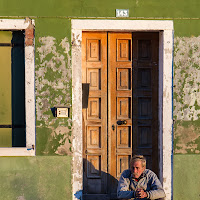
xmin=135 ymin=188 xmax=147 ymax=199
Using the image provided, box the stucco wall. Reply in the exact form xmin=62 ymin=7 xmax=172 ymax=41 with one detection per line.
xmin=0 ymin=157 xmax=71 ymax=200
xmin=35 ymin=19 xmax=72 ymax=156
xmin=0 ymin=0 xmax=200 ymax=18
xmin=172 ymin=20 xmax=200 ymax=200
xmin=0 ymin=1 xmax=199 ymax=199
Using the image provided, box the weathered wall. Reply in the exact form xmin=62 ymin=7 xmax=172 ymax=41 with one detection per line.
xmin=173 ymin=20 xmax=200 ymax=200
xmin=35 ymin=19 xmax=72 ymax=156
xmin=0 ymin=1 xmax=199 ymax=199
xmin=0 ymin=18 xmax=73 ymax=200
xmin=173 ymin=26 xmax=200 ymax=154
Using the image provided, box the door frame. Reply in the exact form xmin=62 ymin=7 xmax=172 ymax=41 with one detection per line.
xmin=71 ymin=20 xmax=174 ymax=200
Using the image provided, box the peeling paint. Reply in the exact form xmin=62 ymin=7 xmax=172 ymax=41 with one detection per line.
xmin=36 ymin=36 xmax=71 ymax=123
xmin=174 ymin=36 xmax=200 ymax=154
xmin=174 ymin=124 xmax=200 ymax=153
xmin=53 ymin=126 xmax=72 ymax=155
xmin=174 ymin=36 xmax=200 ymax=121
xmin=35 ymin=36 xmax=72 ymax=155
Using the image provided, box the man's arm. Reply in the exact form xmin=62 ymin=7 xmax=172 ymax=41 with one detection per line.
xmin=117 ymin=170 xmax=135 ymax=199
xmin=146 ymin=173 xmax=166 ymax=199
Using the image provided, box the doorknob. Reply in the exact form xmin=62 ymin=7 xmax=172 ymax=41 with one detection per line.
xmin=117 ymin=120 xmax=127 ymax=125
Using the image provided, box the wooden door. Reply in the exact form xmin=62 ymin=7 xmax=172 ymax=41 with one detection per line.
xmin=82 ymin=32 xmax=108 ymax=200
xmin=108 ymin=33 xmax=133 ymax=197
xmin=132 ymin=33 xmax=159 ymax=175
xmin=82 ymin=32 xmax=159 ymax=200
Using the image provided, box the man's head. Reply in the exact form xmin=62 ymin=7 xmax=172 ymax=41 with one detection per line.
xmin=130 ymin=155 xmax=146 ymax=178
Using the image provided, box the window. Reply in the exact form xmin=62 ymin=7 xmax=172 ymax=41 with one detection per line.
xmin=0 ymin=19 xmax=35 ymax=156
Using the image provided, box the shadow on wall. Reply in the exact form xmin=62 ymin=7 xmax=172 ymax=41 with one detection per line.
xmin=74 ymin=159 xmax=119 ymax=200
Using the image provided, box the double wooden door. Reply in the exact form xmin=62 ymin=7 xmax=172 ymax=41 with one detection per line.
xmin=82 ymin=32 xmax=159 ymax=200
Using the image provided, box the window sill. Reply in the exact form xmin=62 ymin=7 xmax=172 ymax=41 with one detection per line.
xmin=0 ymin=148 xmax=35 ymax=156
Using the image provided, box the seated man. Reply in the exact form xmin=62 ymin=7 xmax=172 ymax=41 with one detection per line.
xmin=117 ymin=155 xmax=166 ymax=199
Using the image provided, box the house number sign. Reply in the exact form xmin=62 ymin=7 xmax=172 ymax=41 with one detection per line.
xmin=116 ymin=9 xmax=129 ymax=17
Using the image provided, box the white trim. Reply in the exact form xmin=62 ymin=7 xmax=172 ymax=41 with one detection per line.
xmin=0 ymin=148 xmax=34 ymax=156
xmin=72 ymin=20 xmax=173 ymax=31
xmin=0 ymin=19 xmax=35 ymax=156
xmin=72 ymin=19 xmax=173 ymax=200
xmin=25 ymin=45 xmax=35 ymax=151
xmin=0 ymin=19 xmax=30 ymax=30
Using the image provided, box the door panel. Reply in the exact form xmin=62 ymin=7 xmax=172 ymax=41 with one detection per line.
xmin=132 ymin=32 xmax=159 ymax=174
xmin=82 ymin=32 xmax=108 ymax=197
xmin=108 ymin=33 xmax=133 ymax=196
xmin=82 ymin=32 xmax=159 ymax=199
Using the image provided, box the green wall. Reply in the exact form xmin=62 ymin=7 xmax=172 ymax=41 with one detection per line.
xmin=35 ymin=18 xmax=72 ymax=156
xmin=174 ymin=155 xmax=200 ymax=200
xmin=0 ymin=0 xmax=200 ymax=199
xmin=0 ymin=156 xmax=71 ymax=200
xmin=0 ymin=0 xmax=200 ymax=18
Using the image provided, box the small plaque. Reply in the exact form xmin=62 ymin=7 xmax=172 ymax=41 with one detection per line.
xmin=116 ymin=9 xmax=129 ymax=17
xmin=56 ymin=107 xmax=69 ymax=118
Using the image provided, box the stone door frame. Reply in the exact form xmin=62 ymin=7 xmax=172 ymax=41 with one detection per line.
xmin=71 ymin=19 xmax=174 ymax=200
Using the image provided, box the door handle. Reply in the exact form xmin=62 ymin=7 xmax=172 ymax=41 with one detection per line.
xmin=117 ymin=120 xmax=127 ymax=125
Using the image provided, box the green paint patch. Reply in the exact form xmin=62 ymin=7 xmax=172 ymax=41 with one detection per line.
xmin=194 ymin=44 xmax=199 ymax=52
xmin=183 ymin=104 xmax=189 ymax=109
xmin=174 ymin=120 xmax=200 ymax=154
xmin=188 ymin=80 xmax=194 ymax=86
xmin=194 ymin=100 xmax=200 ymax=110
xmin=44 ymin=68 xmax=62 ymax=82
xmin=188 ymin=48 xmax=193 ymax=58
xmin=192 ymin=63 xmax=200 ymax=69
xmin=0 ymin=157 xmax=71 ymax=200
xmin=35 ymin=18 xmax=71 ymax=42
xmin=180 ymin=69 xmax=185 ymax=74
xmin=43 ymin=52 xmax=55 ymax=62
xmin=174 ymin=20 xmax=200 ymax=37
xmin=36 ymin=124 xmax=72 ymax=156
xmin=192 ymin=136 xmax=200 ymax=152
xmin=36 ymin=127 xmax=52 ymax=155
xmin=174 ymin=155 xmax=200 ymax=200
